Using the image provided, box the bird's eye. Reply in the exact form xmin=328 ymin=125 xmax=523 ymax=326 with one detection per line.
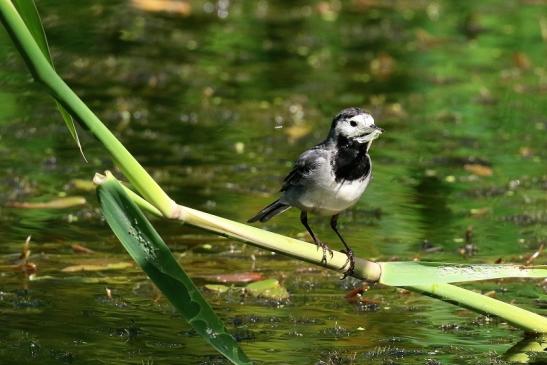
xmin=350 ymin=120 xmax=357 ymax=127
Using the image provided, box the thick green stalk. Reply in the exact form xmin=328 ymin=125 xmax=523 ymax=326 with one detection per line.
xmin=0 ymin=0 xmax=174 ymax=217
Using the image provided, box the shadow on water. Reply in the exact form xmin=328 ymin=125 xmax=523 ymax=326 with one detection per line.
xmin=412 ymin=172 xmax=453 ymax=245
xmin=504 ymin=335 xmax=547 ymax=364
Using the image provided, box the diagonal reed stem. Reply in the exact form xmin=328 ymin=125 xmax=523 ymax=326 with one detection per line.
xmin=0 ymin=0 xmax=174 ymax=218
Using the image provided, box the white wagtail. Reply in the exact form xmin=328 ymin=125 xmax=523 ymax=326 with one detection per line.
xmin=248 ymin=107 xmax=383 ymax=277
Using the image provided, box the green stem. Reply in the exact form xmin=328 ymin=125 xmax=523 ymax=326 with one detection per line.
xmin=409 ymin=283 xmax=547 ymax=333
xmin=0 ymin=0 xmax=174 ymax=217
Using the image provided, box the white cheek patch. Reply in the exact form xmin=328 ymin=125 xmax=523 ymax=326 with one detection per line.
xmin=350 ymin=114 xmax=375 ymax=127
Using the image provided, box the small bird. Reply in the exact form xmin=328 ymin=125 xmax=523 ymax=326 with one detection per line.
xmin=248 ymin=107 xmax=383 ymax=277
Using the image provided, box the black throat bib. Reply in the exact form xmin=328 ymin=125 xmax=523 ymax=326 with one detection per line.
xmin=332 ymin=136 xmax=371 ymax=182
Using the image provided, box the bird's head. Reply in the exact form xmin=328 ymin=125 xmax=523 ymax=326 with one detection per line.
xmin=329 ymin=107 xmax=383 ymax=144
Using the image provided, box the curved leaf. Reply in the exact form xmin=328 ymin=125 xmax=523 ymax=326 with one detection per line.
xmin=96 ymin=177 xmax=252 ymax=365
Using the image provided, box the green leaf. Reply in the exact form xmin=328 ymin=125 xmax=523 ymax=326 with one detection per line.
xmin=380 ymin=261 xmax=546 ymax=286
xmin=96 ymin=177 xmax=252 ymax=365
xmin=12 ymin=0 xmax=86 ymax=162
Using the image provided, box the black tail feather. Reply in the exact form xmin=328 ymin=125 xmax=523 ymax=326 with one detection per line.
xmin=247 ymin=200 xmax=291 ymax=223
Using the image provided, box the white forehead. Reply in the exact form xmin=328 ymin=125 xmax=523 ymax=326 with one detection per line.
xmin=349 ymin=113 xmax=374 ymax=126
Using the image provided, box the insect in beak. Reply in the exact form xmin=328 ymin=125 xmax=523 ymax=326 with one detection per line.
xmin=371 ymin=125 xmax=384 ymax=133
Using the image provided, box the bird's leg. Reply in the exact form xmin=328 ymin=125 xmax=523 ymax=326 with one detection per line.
xmin=300 ymin=211 xmax=332 ymax=264
xmin=330 ymin=214 xmax=354 ymax=279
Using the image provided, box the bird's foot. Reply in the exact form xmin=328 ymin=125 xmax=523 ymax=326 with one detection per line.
xmin=316 ymin=241 xmax=333 ymax=265
xmin=340 ymin=248 xmax=355 ymax=279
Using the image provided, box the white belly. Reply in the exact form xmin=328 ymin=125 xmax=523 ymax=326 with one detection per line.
xmin=285 ymin=174 xmax=371 ymax=216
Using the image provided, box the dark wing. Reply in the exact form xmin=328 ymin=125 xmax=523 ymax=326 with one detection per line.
xmin=280 ymin=147 xmax=326 ymax=192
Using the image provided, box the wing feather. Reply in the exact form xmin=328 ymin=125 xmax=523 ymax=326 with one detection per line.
xmin=280 ymin=147 xmax=326 ymax=191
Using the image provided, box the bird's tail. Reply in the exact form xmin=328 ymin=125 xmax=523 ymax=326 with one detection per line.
xmin=247 ymin=199 xmax=291 ymax=223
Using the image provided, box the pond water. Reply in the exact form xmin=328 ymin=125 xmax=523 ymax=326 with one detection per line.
xmin=0 ymin=0 xmax=545 ymax=364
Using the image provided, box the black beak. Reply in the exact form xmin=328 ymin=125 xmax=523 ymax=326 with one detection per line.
xmin=371 ymin=125 xmax=384 ymax=133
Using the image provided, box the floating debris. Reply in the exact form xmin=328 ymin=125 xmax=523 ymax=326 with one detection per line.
xmin=202 ymin=272 xmax=264 ymax=284
xmin=7 ymin=196 xmax=86 ymax=209
xmin=205 ymin=284 xmax=230 ymax=294
xmin=61 ymin=262 xmax=133 ymax=272
xmin=69 ymin=178 xmax=96 ymax=192
xmin=459 ymin=226 xmax=478 ymax=257
xmin=71 ymin=243 xmax=95 ymax=254
xmin=6 ymin=236 xmax=38 ymax=278
xmin=524 ymin=243 xmax=544 ymax=266
xmin=12 ymin=236 xmax=37 ymax=277
xmin=19 ymin=235 xmax=31 ymax=262
xmin=482 ymin=290 xmax=496 ymax=298
xmin=464 ymin=163 xmax=493 ymax=177
xmin=470 ymin=207 xmax=490 ymax=218
xmin=30 ymin=275 xmax=129 ymax=284
xmin=131 ymin=0 xmax=191 ymax=15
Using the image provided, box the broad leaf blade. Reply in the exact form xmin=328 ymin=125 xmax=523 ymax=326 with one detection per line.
xmin=97 ymin=178 xmax=252 ymax=365
xmin=12 ymin=0 xmax=86 ymax=161
xmin=380 ymin=261 xmax=546 ymax=286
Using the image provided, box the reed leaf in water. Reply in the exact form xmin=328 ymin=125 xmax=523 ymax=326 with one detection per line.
xmin=97 ymin=174 xmax=252 ymax=365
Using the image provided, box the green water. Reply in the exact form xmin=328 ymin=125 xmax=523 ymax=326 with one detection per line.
xmin=1 ymin=1 xmax=546 ymax=364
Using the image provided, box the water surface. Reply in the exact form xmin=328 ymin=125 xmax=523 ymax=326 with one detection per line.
xmin=1 ymin=1 xmax=546 ymax=364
